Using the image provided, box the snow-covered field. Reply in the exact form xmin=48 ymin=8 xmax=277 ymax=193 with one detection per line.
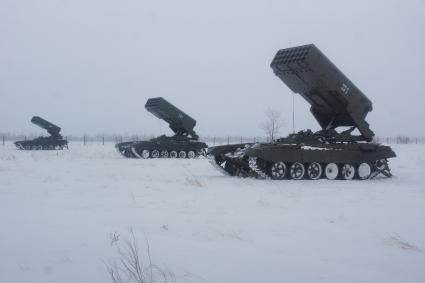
xmin=0 ymin=143 xmax=424 ymax=283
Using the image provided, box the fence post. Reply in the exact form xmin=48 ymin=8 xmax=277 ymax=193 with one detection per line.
xmin=83 ymin=135 xmax=86 ymax=145
xmin=240 ymin=136 xmax=243 ymax=143
xmin=102 ymin=136 xmax=105 ymax=145
xmin=227 ymin=136 xmax=229 ymax=145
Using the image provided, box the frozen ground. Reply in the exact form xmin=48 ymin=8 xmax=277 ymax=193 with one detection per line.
xmin=0 ymin=143 xmax=424 ymax=283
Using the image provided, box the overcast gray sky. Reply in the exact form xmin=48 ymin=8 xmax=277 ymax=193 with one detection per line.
xmin=1 ymin=0 xmax=424 ymax=138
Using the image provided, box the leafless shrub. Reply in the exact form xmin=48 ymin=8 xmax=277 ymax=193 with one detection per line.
xmin=106 ymin=229 xmax=175 ymax=283
xmin=384 ymin=234 xmax=421 ymax=252
xmin=259 ymin=108 xmax=285 ymax=141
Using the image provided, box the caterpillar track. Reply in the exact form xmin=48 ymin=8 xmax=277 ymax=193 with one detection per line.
xmin=15 ymin=142 xmax=68 ymax=150
xmin=116 ymin=139 xmax=207 ymax=159
xmin=208 ymin=143 xmax=393 ymax=180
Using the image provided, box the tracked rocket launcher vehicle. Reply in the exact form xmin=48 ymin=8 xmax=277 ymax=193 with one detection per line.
xmin=116 ymin=97 xmax=207 ymax=158
xmin=208 ymin=44 xmax=396 ymax=180
xmin=14 ymin=116 xmax=68 ymax=150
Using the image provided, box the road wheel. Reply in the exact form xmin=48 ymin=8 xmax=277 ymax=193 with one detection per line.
xmin=169 ymin=151 xmax=178 ymax=158
xmin=160 ymin=150 xmax=168 ymax=158
xmin=187 ymin=150 xmax=196 ymax=159
xmin=307 ymin=162 xmax=322 ymax=180
xmin=141 ymin=150 xmax=150 ymax=159
xmin=151 ymin=149 xmax=160 ymax=158
xmin=341 ymin=164 xmax=356 ymax=180
xmin=270 ymin=162 xmax=287 ymax=180
xmin=178 ymin=151 xmax=187 ymax=158
xmin=358 ymin=163 xmax=372 ymax=180
xmin=325 ymin=163 xmax=339 ymax=180
xmin=290 ymin=162 xmax=305 ymax=180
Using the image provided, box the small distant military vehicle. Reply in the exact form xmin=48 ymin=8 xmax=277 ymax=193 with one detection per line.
xmin=14 ymin=116 xmax=68 ymax=150
xmin=116 ymin=97 xmax=207 ymax=158
xmin=208 ymin=44 xmax=396 ymax=180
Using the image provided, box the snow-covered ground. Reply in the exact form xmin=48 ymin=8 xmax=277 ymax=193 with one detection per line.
xmin=0 ymin=143 xmax=424 ymax=283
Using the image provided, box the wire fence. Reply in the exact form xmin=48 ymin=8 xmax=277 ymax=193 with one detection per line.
xmin=0 ymin=133 xmax=269 ymax=146
xmin=1 ymin=133 xmax=425 ymax=146
xmin=373 ymin=136 xmax=425 ymax=145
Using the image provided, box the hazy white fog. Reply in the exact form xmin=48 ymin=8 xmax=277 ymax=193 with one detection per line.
xmin=1 ymin=0 xmax=424 ymax=137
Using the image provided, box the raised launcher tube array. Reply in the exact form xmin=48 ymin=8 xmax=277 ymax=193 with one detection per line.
xmin=208 ymin=44 xmax=396 ymax=180
xmin=14 ymin=116 xmax=68 ymax=150
xmin=271 ymin=44 xmax=375 ymax=142
xmin=31 ymin=116 xmax=63 ymax=139
xmin=145 ymin=97 xmax=199 ymax=140
xmin=115 ymin=97 xmax=207 ymax=159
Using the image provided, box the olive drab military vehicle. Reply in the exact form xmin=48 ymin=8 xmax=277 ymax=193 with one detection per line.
xmin=115 ymin=97 xmax=207 ymax=159
xmin=14 ymin=116 xmax=68 ymax=150
xmin=208 ymin=44 xmax=396 ymax=180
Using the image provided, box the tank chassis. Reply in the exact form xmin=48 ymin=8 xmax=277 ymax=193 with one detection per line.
xmin=14 ymin=116 xmax=68 ymax=150
xmin=208 ymin=44 xmax=396 ymax=180
xmin=115 ymin=97 xmax=208 ymax=159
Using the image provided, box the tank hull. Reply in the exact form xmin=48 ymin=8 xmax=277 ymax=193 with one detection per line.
xmin=246 ymin=143 xmax=395 ymax=164
xmin=14 ymin=137 xmax=68 ymax=150
xmin=116 ymin=137 xmax=207 ymax=159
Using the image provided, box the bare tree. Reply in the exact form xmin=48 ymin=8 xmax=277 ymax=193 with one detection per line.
xmin=259 ymin=108 xmax=285 ymax=141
